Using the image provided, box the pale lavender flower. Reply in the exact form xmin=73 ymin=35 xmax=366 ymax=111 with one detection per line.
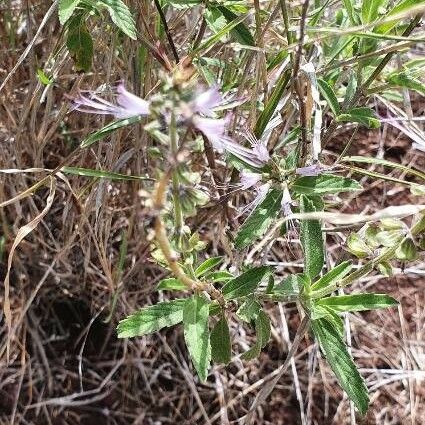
xmin=240 ymin=171 xmax=262 ymax=189
xmin=193 ymin=116 xmax=268 ymax=168
xmin=296 ymin=163 xmax=323 ymax=177
xmin=281 ymin=185 xmax=296 ymax=233
xmin=244 ymin=132 xmax=270 ymax=164
xmin=239 ymin=183 xmax=270 ymax=216
xmin=72 ymin=83 xmax=150 ymax=119
xmin=191 ymin=85 xmax=222 ymax=116
xmin=189 ymin=86 xmax=271 ymax=168
xmin=281 ymin=185 xmax=293 ymax=217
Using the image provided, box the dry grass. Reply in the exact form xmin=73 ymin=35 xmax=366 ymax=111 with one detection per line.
xmin=1 ymin=1 xmax=424 ymax=424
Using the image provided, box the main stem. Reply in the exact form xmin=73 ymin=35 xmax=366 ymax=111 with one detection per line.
xmin=170 ymin=108 xmax=184 ymax=244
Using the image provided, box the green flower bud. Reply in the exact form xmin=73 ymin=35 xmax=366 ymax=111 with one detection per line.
xmin=377 ymin=261 xmax=393 ymax=277
xmin=395 ymin=238 xmax=417 ymax=261
xmin=347 ymin=233 xmax=372 ymax=258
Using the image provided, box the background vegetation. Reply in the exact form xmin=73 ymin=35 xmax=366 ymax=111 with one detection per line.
xmin=0 ymin=0 xmax=424 ymax=424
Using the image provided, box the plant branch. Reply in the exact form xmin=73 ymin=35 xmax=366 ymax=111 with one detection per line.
xmin=153 ymin=0 xmax=180 ymax=63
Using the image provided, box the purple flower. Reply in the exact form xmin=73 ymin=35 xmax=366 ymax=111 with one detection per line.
xmin=244 ymin=132 xmax=270 ymax=164
xmin=281 ymin=186 xmax=293 ymax=217
xmin=239 ymin=183 xmax=270 ymax=216
xmin=281 ymin=185 xmax=297 ymax=233
xmin=191 ymin=85 xmax=223 ymax=116
xmin=240 ymin=171 xmax=262 ymax=189
xmin=71 ymin=83 xmax=150 ymax=119
xmin=296 ymin=163 xmax=324 ymax=177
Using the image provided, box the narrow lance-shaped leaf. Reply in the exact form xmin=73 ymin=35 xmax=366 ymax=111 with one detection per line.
xmin=210 ymin=315 xmax=232 ymax=364
xmin=254 ymin=70 xmax=291 ymax=138
xmin=336 ymin=107 xmax=380 ymax=129
xmin=311 ymin=304 xmax=345 ymax=335
xmin=241 ymin=310 xmax=271 ymax=360
xmin=318 ymin=78 xmax=340 ymax=116
xmin=310 ymin=261 xmax=352 ymax=293
xmin=117 ymin=299 xmax=186 ymax=338
xmin=300 ymin=195 xmax=324 ymax=280
xmin=215 ymin=6 xmax=255 ymax=46
xmin=292 ymin=175 xmax=362 ymax=195
xmin=80 ymin=115 xmax=142 ymax=148
xmin=183 ymin=295 xmax=211 ymax=381
xmin=375 ymin=0 xmax=422 ymax=33
xmin=156 ymin=277 xmax=187 ymax=291
xmin=192 ymin=12 xmax=251 ymax=56
xmin=361 ymin=0 xmax=387 ymax=23
xmin=195 ymin=256 xmax=223 ymax=277
xmin=317 ymin=294 xmax=398 ymax=312
xmin=235 ymin=188 xmax=283 ymax=249
xmin=222 ymin=266 xmax=272 ymax=300
xmin=312 ymin=318 xmax=369 ymax=415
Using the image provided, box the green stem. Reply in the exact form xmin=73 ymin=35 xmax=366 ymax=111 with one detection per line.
xmin=170 ymin=108 xmax=184 ymax=242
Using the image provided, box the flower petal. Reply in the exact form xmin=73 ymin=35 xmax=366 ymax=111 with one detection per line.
xmin=192 ymin=86 xmax=223 ymax=116
xmin=116 ymin=84 xmax=150 ymax=117
xmin=296 ymin=163 xmax=323 ymax=177
xmin=240 ymin=171 xmax=262 ymax=189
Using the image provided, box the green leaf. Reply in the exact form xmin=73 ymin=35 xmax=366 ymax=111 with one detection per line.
xmin=210 ymin=271 xmax=234 ymax=283
xmin=318 ymin=78 xmax=340 ymax=116
xmin=336 ymin=107 xmax=381 ymax=129
xmin=164 ymin=0 xmax=202 ymax=8
xmin=236 ymin=296 xmax=261 ymax=323
xmin=195 ymin=256 xmax=223 ymax=277
xmin=36 ymin=69 xmax=53 ymax=85
xmin=99 ymin=0 xmax=137 ymax=40
xmin=312 ymin=318 xmax=369 ymax=415
xmin=292 ymin=175 xmax=362 ymax=195
xmin=80 ymin=115 xmax=142 ymax=148
xmin=215 ymin=6 xmax=255 ymax=46
xmin=311 ymin=304 xmax=345 ymax=335
xmin=300 ymin=195 xmax=324 ymax=280
xmin=342 ymin=0 xmax=358 ymax=25
xmin=183 ymin=295 xmax=211 ymax=381
xmin=361 ymin=0 xmax=387 ymax=23
xmin=192 ymin=12 xmax=251 ymax=56
xmin=156 ymin=278 xmax=187 ymax=291
xmin=273 ymin=273 xmax=309 ymax=297
xmin=59 ymin=0 xmax=81 ymax=25
xmin=311 ymin=261 xmax=352 ymax=293
xmin=211 ymin=316 xmax=232 ymax=364
xmin=317 ymin=294 xmax=398 ymax=312
xmin=66 ymin=22 xmax=93 ymax=72
xmin=235 ymin=188 xmax=283 ymax=249
xmin=387 ymin=71 xmax=425 ymax=96
xmin=376 ymin=0 xmax=424 ymax=33
xmin=254 ymin=70 xmax=291 ymax=138
xmin=241 ymin=310 xmax=271 ymax=360
xmin=222 ymin=266 xmax=272 ymax=300
xmin=117 ymin=299 xmax=186 ymax=338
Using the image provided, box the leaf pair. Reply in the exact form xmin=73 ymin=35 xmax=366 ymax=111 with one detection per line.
xmin=311 ymin=293 xmax=398 ymax=415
